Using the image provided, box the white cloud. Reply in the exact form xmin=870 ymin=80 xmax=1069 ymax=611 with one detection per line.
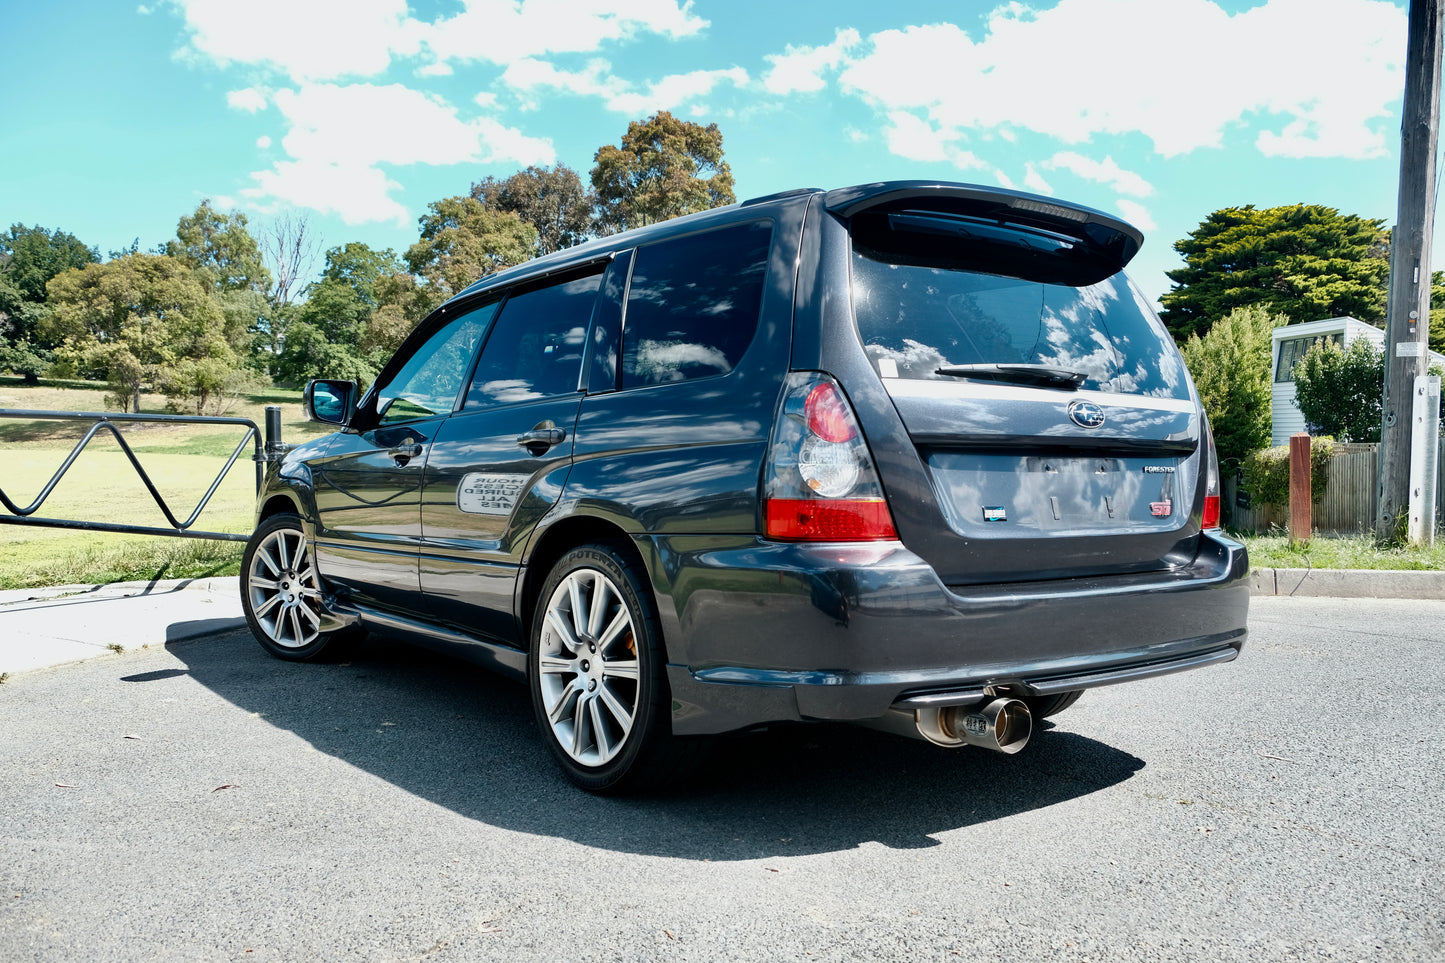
xmin=502 ymin=58 xmax=747 ymax=115
xmin=256 ymin=135 xmax=272 ymax=149
xmin=762 ymin=27 xmax=861 ymax=95
xmin=1022 ymin=164 xmax=1054 ymax=195
xmin=226 ymin=87 xmax=267 ymax=113
xmin=1116 ymin=199 xmax=1157 ymax=232
xmin=608 ymin=67 xmax=748 ymax=115
xmin=171 ymin=0 xmax=705 ymax=82
xmin=805 ymin=0 xmax=1405 ymax=162
xmin=171 ymin=0 xmax=421 ymax=82
xmin=413 ymin=0 xmax=707 ymax=70
xmin=240 ymin=83 xmax=555 ymax=225
xmin=882 ymin=110 xmax=955 ymax=162
xmin=1045 ymin=152 xmax=1153 ymax=197
xmin=882 ymin=111 xmax=984 ymax=170
xmin=245 ymin=160 xmax=411 ymax=225
xmin=503 ymin=58 xmax=615 ymax=103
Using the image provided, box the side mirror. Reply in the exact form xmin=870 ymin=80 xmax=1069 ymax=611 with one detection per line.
xmin=304 ymin=379 xmax=358 ymax=426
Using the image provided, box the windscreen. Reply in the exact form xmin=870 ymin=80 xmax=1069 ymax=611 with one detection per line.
xmin=850 ymin=218 xmax=1190 ymax=400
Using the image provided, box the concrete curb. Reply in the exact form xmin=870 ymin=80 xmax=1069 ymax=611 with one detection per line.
xmin=1250 ymin=567 xmax=1445 ymax=599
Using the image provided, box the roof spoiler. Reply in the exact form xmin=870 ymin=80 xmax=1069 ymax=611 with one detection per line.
xmin=825 ymin=181 xmax=1143 ymax=283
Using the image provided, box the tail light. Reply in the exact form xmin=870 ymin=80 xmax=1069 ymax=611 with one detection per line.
xmin=763 ymin=373 xmax=898 ymax=541
xmin=1202 ymin=417 xmax=1221 ymax=531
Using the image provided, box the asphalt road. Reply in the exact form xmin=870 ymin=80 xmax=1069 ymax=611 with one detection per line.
xmin=1 ymin=596 xmax=1441 ymax=962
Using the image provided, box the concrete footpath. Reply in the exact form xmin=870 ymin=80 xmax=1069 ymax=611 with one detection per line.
xmin=1 ymin=568 xmax=1442 ymax=678
xmin=0 ymin=577 xmax=243 ymax=676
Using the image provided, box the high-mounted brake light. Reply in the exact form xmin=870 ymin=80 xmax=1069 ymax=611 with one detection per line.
xmin=763 ymin=373 xmax=898 ymax=542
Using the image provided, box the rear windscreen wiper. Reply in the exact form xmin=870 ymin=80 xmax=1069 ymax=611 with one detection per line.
xmin=935 ymin=363 xmax=1088 ymax=390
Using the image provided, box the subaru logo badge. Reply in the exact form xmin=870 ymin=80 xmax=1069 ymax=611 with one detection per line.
xmin=1068 ymin=400 xmax=1105 ymax=429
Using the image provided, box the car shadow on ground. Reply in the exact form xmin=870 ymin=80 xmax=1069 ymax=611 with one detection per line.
xmin=164 ymin=625 xmax=1144 ymax=860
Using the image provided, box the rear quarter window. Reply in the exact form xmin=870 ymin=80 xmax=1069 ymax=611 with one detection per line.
xmin=620 ymin=221 xmax=772 ymax=389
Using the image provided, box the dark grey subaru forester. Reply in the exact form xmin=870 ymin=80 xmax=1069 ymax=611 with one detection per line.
xmin=241 ymin=181 xmax=1249 ymax=792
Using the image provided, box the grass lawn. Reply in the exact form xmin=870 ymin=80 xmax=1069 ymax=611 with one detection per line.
xmin=1232 ymin=531 xmax=1445 ymax=571
xmin=0 ymin=378 xmax=329 ymax=589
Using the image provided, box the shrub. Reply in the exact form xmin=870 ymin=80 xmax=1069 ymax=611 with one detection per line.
xmin=1292 ymin=338 xmax=1383 ymax=442
xmin=1240 ymin=436 xmax=1335 ymax=507
xmin=1180 ymin=305 xmax=1282 ymax=466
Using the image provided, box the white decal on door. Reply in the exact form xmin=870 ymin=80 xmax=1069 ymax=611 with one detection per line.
xmin=458 ymin=473 xmax=524 ymax=516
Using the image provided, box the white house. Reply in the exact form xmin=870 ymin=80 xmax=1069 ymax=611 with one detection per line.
xmin=1270 ymin=316 xmax=1445 ymax=446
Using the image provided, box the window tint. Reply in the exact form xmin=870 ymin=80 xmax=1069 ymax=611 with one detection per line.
xmin=1275 ymin=333 xmax=1343 ymax=383
xmin=621 ymin=221 xmax=772 ymax=389
xmin=851 ymin=251 xmax=1189 ymax=400
xmin=465 ymin=271 xmax=602 ymax=408
xmin=375 ymin=303 xmax=497 ymax=424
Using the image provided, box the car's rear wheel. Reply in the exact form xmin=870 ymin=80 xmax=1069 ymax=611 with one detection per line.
xmin=528 ymin=542 xmax=691 ymax=793
xmin=241 ymin=513 xmax=351 ymax=662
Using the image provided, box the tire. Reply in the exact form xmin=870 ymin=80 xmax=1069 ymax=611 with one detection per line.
xmin=1026 ymin=690 xmax=1084 ymax=719
xmin=528 ymin=542 xmax=692 ymax=793
xmin=240 ymin=513 xmax=352 ymax=662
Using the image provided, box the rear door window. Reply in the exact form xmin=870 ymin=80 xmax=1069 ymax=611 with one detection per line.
xmin=620 ymin=221 xmax=772 ymax=389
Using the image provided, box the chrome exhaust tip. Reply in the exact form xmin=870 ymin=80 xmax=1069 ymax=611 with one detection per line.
xmin=916 ymin=698 xmax=1033 ymax=754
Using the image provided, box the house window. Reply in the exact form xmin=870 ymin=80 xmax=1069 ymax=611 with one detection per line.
xmin=1275 ymin=333 xmax=1343 ymax=383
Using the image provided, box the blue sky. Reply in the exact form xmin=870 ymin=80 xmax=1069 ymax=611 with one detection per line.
xmin=0 ymin=0 xmax=1413 ymax=305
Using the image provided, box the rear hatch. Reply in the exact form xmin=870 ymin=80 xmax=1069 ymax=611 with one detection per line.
xmin=830 ymin=184 xmax=1204 ymax=585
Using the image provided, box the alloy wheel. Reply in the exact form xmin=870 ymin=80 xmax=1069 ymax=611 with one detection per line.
xmin=536 ymin=568 xmax=641 ymax=767
xmin=245 ymin=526 xmax=323 ymax=649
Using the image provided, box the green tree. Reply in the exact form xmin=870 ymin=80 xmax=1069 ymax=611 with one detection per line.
xmin=1429 ymin=270 xmax=1445 ymax=355
xmin=1180 ymin=305 xmax=1283 ymax=465
xmin=1291 ymin=338 xmax=1384 ymax=443
xmin=0 ymin=224 xmax=99 ymax=381
xmin=472 ymin=164 xmax=595 ymax=256
xmin=316 ymin=241 xmax=403 ymax=302
xmin=406 ymin=196 xmax=536 ymax=297
xmin=362 ymin=197 xmax=536 ymax=359
xmin=0 ymin=275 xmax=50 ymax=381
xmin=164 ymin=200 xmax=272 ymax=294
xmin=165 ymin=201 xmax=276 ymax=379
xmin=367 ymin=271 xmax=430 ymax=357
xmin=275 ymin=243 xmax=401 ymax=384
xmin=1 ymin=224 xmax=100 ymax=303
xmin=1160 ymin=205 xmax=1389 ymax=341
xmin=591 ymin=111 xmax=735 ymax=234
xmin=42 ymin=254 xmax=246 ymax=413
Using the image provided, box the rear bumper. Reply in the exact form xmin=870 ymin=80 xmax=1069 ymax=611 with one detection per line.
xmin=648 ymin=532 xmax=1249 ymax=736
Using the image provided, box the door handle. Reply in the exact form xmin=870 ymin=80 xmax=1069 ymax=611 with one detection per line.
xmin=389 ymin=443 xmax=424 ymax=465
xmin=516 ymin=425 xmax=567 ymax=452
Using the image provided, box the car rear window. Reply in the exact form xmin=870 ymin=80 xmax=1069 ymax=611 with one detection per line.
xmin=620 ymin=221 xmax=772 ymax=389
xmin=850 ymin=219 xmax=1188 ymax=400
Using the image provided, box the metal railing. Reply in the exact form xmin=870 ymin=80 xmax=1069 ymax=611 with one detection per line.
xmin=0 ymin=406 xmax=285 ymax=543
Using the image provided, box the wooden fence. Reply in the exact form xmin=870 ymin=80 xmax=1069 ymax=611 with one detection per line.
xmin=1223 ymin=439 xmax=1445 ymax=534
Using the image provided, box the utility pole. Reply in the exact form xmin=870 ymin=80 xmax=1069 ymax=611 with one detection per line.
xmin=1378 ymin=0 xmax=1443 ymax=542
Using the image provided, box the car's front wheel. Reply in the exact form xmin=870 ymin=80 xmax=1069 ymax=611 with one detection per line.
xmin=528 ymin=542 xmax=692 ymax=793
xmin=241 ymin=513 xmax=351 ymax=662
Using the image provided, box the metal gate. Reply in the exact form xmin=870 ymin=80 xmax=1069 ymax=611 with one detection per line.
xmin=0 ymin=406 xmax=285 ymax=543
